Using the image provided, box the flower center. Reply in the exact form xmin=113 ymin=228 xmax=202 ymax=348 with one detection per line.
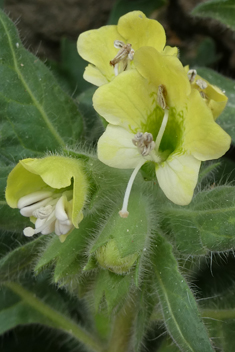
xmin=18 ymin=190 xmax=73 ymax=237
xmin=110 ymin=40 xmax=134 ymax=76
xmin=119 ymin=85 xmax=169 ymax=218
xmin=132 ymin=132 xmax=155 ymax=156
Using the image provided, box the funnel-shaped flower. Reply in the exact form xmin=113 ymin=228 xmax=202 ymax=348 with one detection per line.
xmin=186 ymin=67 xmax=228 ymax=119
xmin=77 ymin=11 xmax=177 ymax=86
xmin=93 ymin=47 xmax=231 ymax=215
xmin=6 ymin=156 xmax=88 ymax=242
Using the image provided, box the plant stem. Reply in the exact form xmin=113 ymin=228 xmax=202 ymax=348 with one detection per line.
xmin=106 ymin=300 xmax=135 ymax=352
xmin=5 ymin=282 xmax=104 ymax=352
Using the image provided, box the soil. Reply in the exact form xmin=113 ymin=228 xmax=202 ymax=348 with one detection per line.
xmin=3 ymin=0 xmax=235 ymax=77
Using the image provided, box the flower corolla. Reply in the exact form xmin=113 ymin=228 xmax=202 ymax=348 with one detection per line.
xmin=77 ymin=11 xmax=177 ymax=86
xmin=5 ymin=156 xmax=88 ymax=242
xmin=93 ymin=47 xmax=231 ymax=216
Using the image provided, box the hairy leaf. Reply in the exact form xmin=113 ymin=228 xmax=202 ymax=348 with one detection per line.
xmin=153 ymin=235 xmax=214 ymax=352
xmin=0 ymin=10 xmax=83 ymax=163
xmin=192 ymin=0 xmax=235 ymax=31
xmin=1 ymin=278 xmax=103 ymax=352
xmin=162 ymin=185 xmax=235 ymax=255
xmin=0 ymin=236 xmax=45 ymax=282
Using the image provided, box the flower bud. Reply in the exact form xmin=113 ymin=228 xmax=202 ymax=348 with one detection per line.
xmin=96 ymin=239 xmax=138 ymax=274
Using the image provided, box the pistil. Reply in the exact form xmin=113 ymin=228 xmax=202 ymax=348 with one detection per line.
xmin=119 ymin=160 xmax=145 ymax=218
xmin=119 ymin=84 xmax=169 ymax=218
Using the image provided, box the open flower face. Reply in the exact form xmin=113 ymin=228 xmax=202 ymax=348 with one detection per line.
xmin=77 ymin=11 xmax=177 ymax=86
xmin=5 ymin=156 xmax=88 ymax=242
xmin=93 ymin=47 xmax=231 ymax=214
xmin=186 ymin=67 xmax=228 ymax=119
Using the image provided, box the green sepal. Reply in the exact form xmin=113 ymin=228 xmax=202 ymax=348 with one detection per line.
xmin=94 ymin=270 xmax=131 ymax=313
xmin=90 ymin=189 xmax=152 ymax=275
xmin=35 ymin=214 xmax=97 ymax=283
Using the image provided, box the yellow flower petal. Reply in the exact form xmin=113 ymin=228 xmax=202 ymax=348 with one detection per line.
xmin=84 ymin=64 xmax=108 ymax=86
xmin=183 ymin=89 xmax=231 ymax=161
xmin=134 ymin=47 xmax=191 ymax=111
xmin=162 ymin=45 xmax=179 ymax=57
xmin=156 ymin=153 xmax=201 ymax=205
xmin=117 ymin=11 xmax=166 ymax=52
xmin=205 ymin=83 xmax=228 ymax=120
xmin=93 ymin=69 xmax=156 ymax=131
xmin=98 ymin=124 xmax=144 ymax=169
xmin=6 ymin=156 xmax=88 ymax=228
xmin=5 ymin=163 xmax=46 ymax=208
xmin=77 ymin=25 xmax=121 ymax=85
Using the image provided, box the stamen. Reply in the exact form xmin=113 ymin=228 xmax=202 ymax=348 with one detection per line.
xmin=18 ymin=191 xmax=52 ymax=209
xmin=200 ymin=91 xmax=207 ymax=99
xmin=20 ymin=197 xmax=53 ymax=217
xmin=119 ymin=160 xmax=145 ymax=218
xmin=33 ymin=204 xmax=53 ymax=219
xmin=114 ymin=63 xmax=119 ymax=76
xmin=132 ymin=132 xmax=155 ymax=156
xmin=55 ymin=195 xmax=69 ymax=222
xmin=23 ymin=210 xmax=56 ymax=237
xmin=155 ymin=110 xmax=169 ymax=152
xmin=114 ymin=40 xmax=125 ymax=49
xmin=157 ymin=84 xmax=167 ymax=109
xmin=187 ymin=69 xmax=197 ymax=83
xmin=110 ymin=40 xmax=134 ymax=75
xmin=196 ymin=79 xmax=207 ymax=90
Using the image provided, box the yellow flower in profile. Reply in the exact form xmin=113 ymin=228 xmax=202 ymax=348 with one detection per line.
xmin=186 ymin=67 xmax=228 ymax=119
xmin=77 ymin=11 xmax=177 ymax=86
xmin=93 ymin=47 xmax=231 ymax=216
xmin=6 ymin=156 xmax=88 ymax=242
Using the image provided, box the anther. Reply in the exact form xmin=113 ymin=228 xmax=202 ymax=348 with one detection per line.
xmin=157 ymin=84 xmax=167 ymax=109
xmin=132 ymin=132 xmax=155 ymax=156
xmin=110 ymin=40 xmax=134 ymax=76
xmin=196 ymin=79 xmax=208 ymax=90
xmin=187 ymin=69 xmax=197 ymax=83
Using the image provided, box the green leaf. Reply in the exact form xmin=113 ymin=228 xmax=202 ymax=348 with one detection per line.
xmin=158 ymin=338 xmax=181 ymax=352
xmin=49 ymin=37 xmax=92 ymax=96
xmin=192 ymin=0 xmax=235 ymax=31
xmin=197 ymin=67 xmax=235 ymax=143
xmin=77 ymin=87 xmax=104 ymax=142
xmin=1 ymin=278 xmax=103 ymax=352
xmin=0 ymin=236 xmax=46 ymax=282
xmin=153 ymin=234 xmax=214 ymax=352
xmin=162 ymin=185 xmax=235 ymax=255
xmin=0 ymin=10 xmax=83 ymax=163
xmin=108 ymin=0 xmax=166 ymax=24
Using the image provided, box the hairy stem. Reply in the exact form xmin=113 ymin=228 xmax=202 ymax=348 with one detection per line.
xmin=106 ymin=301 xmax=135 ymax=352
